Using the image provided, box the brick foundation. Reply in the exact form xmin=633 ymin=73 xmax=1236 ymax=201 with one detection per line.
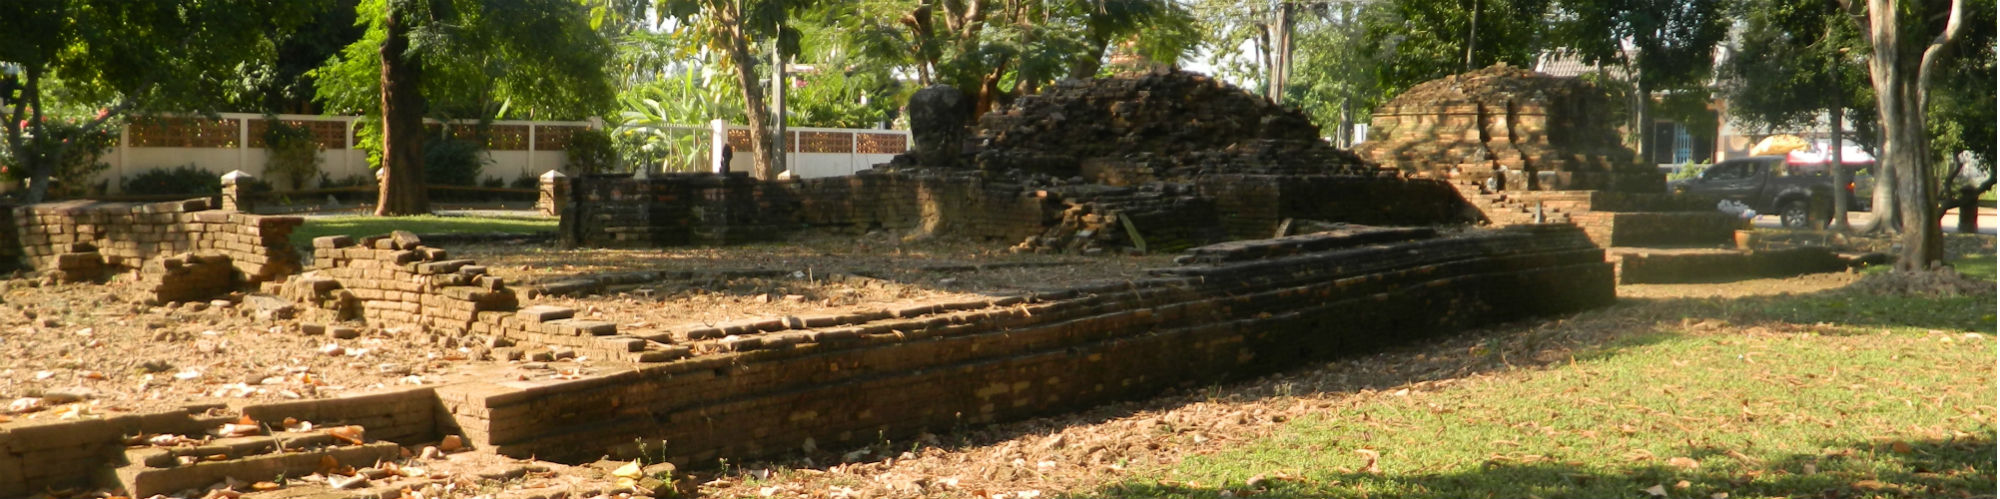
xmin=8 ymin=199 xmax=302 ymax=293
xmin=436 ymin=224 xmax=1612 ymax=464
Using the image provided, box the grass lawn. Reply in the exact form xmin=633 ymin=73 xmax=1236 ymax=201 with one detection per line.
xmin=1095 ymin=275 xmax=1995 ymax=498
xmin=289 ymin=214 xmax=556 ymax=247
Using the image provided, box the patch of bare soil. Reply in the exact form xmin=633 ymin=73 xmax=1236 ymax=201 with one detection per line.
xmin=0 ymin=236 xmax=1173 ymax=423
xmin=453 ymin=233 xmax=1175 ymax=331
xmin=0 ymin=279 xmax=481 ymax=420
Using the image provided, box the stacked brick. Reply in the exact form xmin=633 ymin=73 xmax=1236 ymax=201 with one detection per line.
xmin=436 ymin=224 xmax=1616 ymax=464
xmin=10 ymin=199 xmax=301 ymax=284
xmin=283 ymin=232 xmax=516 ymax=335
xmin=137 ymin=252 xmax=237 ymax=303
xmin=277 ymin=232 xmax=681 ymax=363
xmin=968 ymin=67 xmax=1380 ymax=180
xmin=1355 ymin=64 xmax=1661 ymax=193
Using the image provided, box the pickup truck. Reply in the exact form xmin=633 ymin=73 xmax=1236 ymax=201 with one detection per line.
xmin=1668 ymin=155 xmax=1873 ymax=228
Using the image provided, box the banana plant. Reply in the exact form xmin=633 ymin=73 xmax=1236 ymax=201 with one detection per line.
xmin=613 ymin=64 xmax=744 ymax=173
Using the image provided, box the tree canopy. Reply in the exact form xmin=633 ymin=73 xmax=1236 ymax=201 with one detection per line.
xmin=0 ymin=0 xmax=311 ymax=203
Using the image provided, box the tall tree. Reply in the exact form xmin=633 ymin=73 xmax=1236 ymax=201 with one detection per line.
xmin=1547 ymin=0 xmax=1730 ymax=157
xmin=0 ymin=0 xmax=309 ymax=203
xmin=834 ymin=0 xmax=1198 ymax=118
xmin=1354 ymin=0 xmax=1551 ymax=104
xmin=1721 ymin=0 xmax=1876 ymax=231
xmin=315 ymin=0 xmax=615 ymax=215
xmin=1840 ymin=0 xmax=1968 ymax=270
xmin=656 ymin=0 xmax=812 ymax=180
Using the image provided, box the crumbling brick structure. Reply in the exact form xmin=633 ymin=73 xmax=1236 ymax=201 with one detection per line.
xmin=1355 ymin=64 xmax=1662 ymax=193
xmin=276 ymin=232 xmax=683 ymax=364
xmin=565 ymin=69 xmax=1480 ymax=253
xmin=8 ymin=199 xmax=301 ymax=294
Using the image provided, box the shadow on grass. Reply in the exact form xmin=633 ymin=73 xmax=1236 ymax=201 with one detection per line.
xmin=1088 ymin=435 xmax=1995 ymax=499
xmin=697 ymin=267 xmax=1992 ymax=481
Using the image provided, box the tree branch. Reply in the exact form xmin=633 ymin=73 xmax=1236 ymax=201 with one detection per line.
xmin=1914 ymin=0 xmax=1964 ymax=103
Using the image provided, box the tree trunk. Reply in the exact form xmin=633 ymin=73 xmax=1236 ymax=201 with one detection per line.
xmin=723 ymin=21 xmax=777 ymax=180
xmin=1860 ymin=0 xmax=1952 ymax=270
xmin=1954 ymin=185 xmax=1981 ymax=233
xmin=375 ymin=0 xmax=430 ymax=216
xmin=20 ymin=69 xmax=52 ymax=205
xmin=1828 ymin=105 xmax=1850 ymax=231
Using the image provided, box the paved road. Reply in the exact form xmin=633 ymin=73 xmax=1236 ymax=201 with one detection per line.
xmin=1749 ymin=206 xmax=1997 ymax=235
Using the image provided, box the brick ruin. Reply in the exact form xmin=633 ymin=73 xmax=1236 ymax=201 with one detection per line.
xmin=5 ymin=199 xmax=302 ymax=293
xmin=0 ymin=222 xmax=1615 ymax=496
xmin=564 ymin=69 xmax=1480 ymax=254
xmin=0 ymin=68 xmax=1755 ymax=496
xmin=1355 ymin=63 xmax=1660 ymax=193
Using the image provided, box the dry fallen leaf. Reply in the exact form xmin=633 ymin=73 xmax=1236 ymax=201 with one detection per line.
xmin=1642 ymin=484 xmax=1668 ymax=497
xmin=1668 ymin=457 xmax=1700 ymax=470
xmin=1890 ymin=441 xmax=1914 ymax=454
xmin=1355 ymin=449 xmax=1381 ymax=474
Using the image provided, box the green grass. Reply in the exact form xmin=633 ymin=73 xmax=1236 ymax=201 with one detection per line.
xmin=1860 ymin=251 xmax=1995 ymax=281
xmin=1092 ymin=285 xmax=1996 ymax=499
xmin=290 ymin=215 xmax=555 ymax=247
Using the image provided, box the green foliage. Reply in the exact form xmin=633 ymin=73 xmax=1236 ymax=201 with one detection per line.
xmin=564 ymin=128 xmax=619 ymax=174
xmin=1719 ymin=0 xmax=1876 ymax=142
xmin=1548 ymin=0 xmax=1730 ymax=91
xmin=786 ymin=68 xmax=903 ymax=128
xmin=421 ymin=138 xmax=488 ymax=186
xmin=124 ymin=165 xmax=222 ymax=197
xmin=0 ymin=0 xmax=311 ymax=202
xmin=1356 ymin=0 xmax=1551 ymax=103
xmin=0 ymin=114 xmax=119 ymax=198
xmin=1283 ymin=5 xmax=1378 ymax=141
xmin=261 ymin=119 xmax=324 ymax=190
xmin=1665 ymin=161 xmax=1707 ymax=182
xmin=614 ymin=69 xmax=740 ymax=173
xmin=312 ymin=0 xmax=616 ymax=120
xmin=823 ymin=0 xmax=1200 ymax=104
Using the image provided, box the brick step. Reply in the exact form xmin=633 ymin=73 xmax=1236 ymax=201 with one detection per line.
xmin=113 ymin=431 xmax=401 ymax=497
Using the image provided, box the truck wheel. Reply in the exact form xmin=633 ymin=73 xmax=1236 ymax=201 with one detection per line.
xmin=1780 ymin=199 xmax=1814 ymax=229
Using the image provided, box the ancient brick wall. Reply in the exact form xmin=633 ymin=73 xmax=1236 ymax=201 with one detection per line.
xmin=1356 ymin=64 xmax=1660 ymax=193
xmin=1199 ymin=175 xmax=1480 ymax=240
xmin=9 ymin=199 xmax=301 ymax=285
xmin=567 ymin=172 xmax=1479 ymax=253
xmin=276 ymin=233 xmax=684 ymax=365
xmin=0 ymin=388 xmax=442 ymax=498
xmin=567 ymin=172 xmax=1055 ymax=248
xmin=436 ymin=224 xmax=1613 ymax=465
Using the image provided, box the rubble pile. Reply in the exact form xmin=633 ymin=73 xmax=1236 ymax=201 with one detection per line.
xmin=970 ymin=68 xmax=1380 ymax=181
xmin=1355 ymin=63 xmax=1658 ymax=192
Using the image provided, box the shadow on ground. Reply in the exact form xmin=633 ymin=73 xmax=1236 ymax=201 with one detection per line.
xmin=1089 ymin=435 xmax=1995 ymax=499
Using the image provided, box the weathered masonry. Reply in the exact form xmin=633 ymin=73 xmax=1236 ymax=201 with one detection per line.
xmin=0 ymin=224 xmax=1611 ymax=496
xmin=432 ymin=224 xmax=1611 ymax=464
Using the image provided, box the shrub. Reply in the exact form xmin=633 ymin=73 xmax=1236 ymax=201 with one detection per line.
xmin=0 ymin=115 xmax=120 ymax=198
xmin=422 ymin=138 xmax=488 ymax=186
xmin=261 ymin=119 xmax=323 ymax=190
xmin=565 ymin=128 xmax=619 ymax=174
xmin=481 ymin=176 xmax=506 ymax=189
xmin=125 ymin=164 xmax=221 ymax=196
xmin=510 ymin=171 xmax=539 ymax=190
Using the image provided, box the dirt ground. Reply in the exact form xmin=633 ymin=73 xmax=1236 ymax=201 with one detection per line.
xmin=0 ymin=234 xmax=1173 ymax=420
xmin=0 ymin=230 xmax=1988 ymax=499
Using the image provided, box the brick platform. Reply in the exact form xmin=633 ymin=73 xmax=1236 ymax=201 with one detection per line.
xmin=435 ymin=224 xmax=1612 ymax=465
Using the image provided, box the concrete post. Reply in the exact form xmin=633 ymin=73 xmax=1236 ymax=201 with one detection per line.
xmin=220 ymin=170 xmax=255 ymax=212
xmin=537 ymin=170 xmax=568 ymax=217
xmin=710 ymin=119 xmax=728 ymax=174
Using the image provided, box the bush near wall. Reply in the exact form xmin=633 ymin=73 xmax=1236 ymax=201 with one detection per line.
xmin=124 ymin=165 xmax=222 ymax=197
